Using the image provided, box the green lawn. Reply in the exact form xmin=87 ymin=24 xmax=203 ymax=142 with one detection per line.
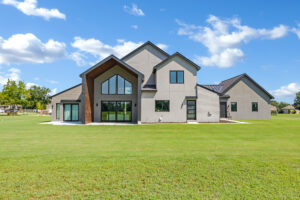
xmin=0 ymin=115 xmax=299 ymax=199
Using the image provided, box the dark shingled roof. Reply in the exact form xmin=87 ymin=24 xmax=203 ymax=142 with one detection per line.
xmin=200 ymin=84 xmax=223 ymax=93
xmin=199 ymin=73 xmax=274 ymax=99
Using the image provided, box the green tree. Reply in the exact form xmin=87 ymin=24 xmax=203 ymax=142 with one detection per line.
xmin=36 ymin=102 xmax=42 ymax=110
xmin=294 ymin=92 xmax=300 ymax=110
xmin=26 ymin=85 xmax=51 ymax=109
xmin=278 ymin=101 xmax=289 ymax=113
xmin=1 ymin=79 xmax=19 ymax=109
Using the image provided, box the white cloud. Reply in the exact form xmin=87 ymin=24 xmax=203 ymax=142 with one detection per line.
xmin=0 ymin=33 xmax=66 ymax=65
xmin=49 ymin=88 xmax=57 ymax=95
xmin=71 ymin=38 xmax=168 ymax=66
xmin=47 ymin=80 xmax=58 ymax=84
xmin=131 ymin=25 xmax=138 ymax=30
xmin=291 ymin=24 xmax=300 ymax=39
xmin=0 ymin=67 xmax=21 ymax=85
xmin=176 ymin=15 xmax=289 ymax=68
xmin=123 ymin=4 xmax=145 ymax=16
xmin=25 ymin=82 xmax=37 ymax=88
xmin=71 ymin=37 xmax=143 ymax=65
xmin=156 ymin=43 xmax=168 ymax=50
xmin=2 ymin=0 xmax=66 ymax=20
xmin=271 ymin=83 xmax=300 ymax=98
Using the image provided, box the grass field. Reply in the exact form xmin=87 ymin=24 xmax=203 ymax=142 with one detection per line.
xmin=0 ymin=115 xmax=299 ymax=199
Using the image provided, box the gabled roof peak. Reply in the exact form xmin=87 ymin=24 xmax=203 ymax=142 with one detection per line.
xmin=121 ymin=41 xmax=169 ymax=61
xmin=153 ymin=52 xmax=201 ymax=72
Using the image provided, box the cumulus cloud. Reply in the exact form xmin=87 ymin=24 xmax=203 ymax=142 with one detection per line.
xmin=123 ymin=4 xmax=145 ymax=16
xmin=291 ymin=24 xmax=300 ymax=39
xmin=2 ymin=0 xmax=66 ymax=20
xmin=71 ymin=37 xmax=168 ymax=66
xmin=176 ymin=15 xmax=289 ymax=68
xmin=0 ymin=33 xmax=66 ymax=65
xmin=271 ymin=83 xmax=300 ymax=98
xmin=156 ymin=43 xmax=168 ymax=50
xmin=49 ymin=88 xmax=57 ymax=95
xmin=0 ymin=67 xmax=21 ymax=85
xmin=131 ymin=25 xmax=138 ymax=30
xmin=25 ymin=82 xmax=37 ymax=88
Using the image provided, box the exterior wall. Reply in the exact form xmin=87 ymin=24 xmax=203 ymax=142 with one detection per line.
xmin=141 ymin=56 xmax=198 ymax=123
xmin=51 ymin=84 xmax=83 ymax=121
xmin=197 ymin=86 xmax=220 ymax=122
xmin=123 ymin=45 xmax=168 ymax=86
xmin=93 ymin=65 xmax=138 ymax=122
xmin=224 ymin=77 xmax=271 ymax=120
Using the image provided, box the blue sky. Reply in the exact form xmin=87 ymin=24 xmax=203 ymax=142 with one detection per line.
xmin=0 ymin=0 xmax=299 ymax=103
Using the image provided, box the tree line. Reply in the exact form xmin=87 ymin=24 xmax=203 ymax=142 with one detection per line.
xmin=0 ymin=79 xmax=51 ymax=110
xmin=271 ymin=91 xmax=300 ymax=113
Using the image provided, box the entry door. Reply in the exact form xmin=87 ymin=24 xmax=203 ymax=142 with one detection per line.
xmin=187 ymin=100 xmax=196 ymax=120
xmin=101 ymin=101 xmax=132 ymax=122
xmin=220 ymin=102 xmax=227 ymax=118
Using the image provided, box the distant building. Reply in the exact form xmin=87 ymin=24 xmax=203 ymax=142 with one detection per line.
xmin=281 ymin=105 xmax=295 ymax=114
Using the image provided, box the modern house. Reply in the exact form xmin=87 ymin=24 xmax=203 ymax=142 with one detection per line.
xmin=50 ymin=41 xmax=274 ymax=124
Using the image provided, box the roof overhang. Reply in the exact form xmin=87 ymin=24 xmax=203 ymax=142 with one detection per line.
xmin=80 ymin=55 xmax=144 ymax=79
xmin=153 ymin=52 xmax=201 ymax=73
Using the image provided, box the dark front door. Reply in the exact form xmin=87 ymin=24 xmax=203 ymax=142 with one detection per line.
xmin=187 ymin=100 xmax=196 ymax=120
xmin=220 ymin=102 xmax=227 ymax=118
xmin=101 ymin=101 xmax=132 ymax=122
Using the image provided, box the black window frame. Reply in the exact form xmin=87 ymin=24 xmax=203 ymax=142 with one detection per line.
xmin=187 ymin=100 xmax=196 ymax=120
xmin=231 ymin=102 xmax=237 ymax=112
xmin=155 ymin=100 xmax=170 ymax=112
xmin=170 ymin=70 xmax=184 ymax=84
xmin=101 ymin=74 xmax=132 ymax=95
xmin=101 ymin=101 xmax=132 ymax=122
xmin=63 ymin=103 xmax=79 ymax=121
xmin=252 ymin=102 xmax=258 ymax=112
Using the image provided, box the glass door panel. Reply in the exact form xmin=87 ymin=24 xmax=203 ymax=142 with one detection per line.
xmin=64 ymin=104 xmax=71 ymax=121
xmin=124 ymin=102 xmax=132 ymax=121
xmin=187 ymin=100 xmax=196 ymax=120
xmin=108 ymin=101 xmax=116 ymax=121
xmin=71 ymin=104 xmax=79 ymax=121
xmin=117 ymin=102 xmax=125 ymax=121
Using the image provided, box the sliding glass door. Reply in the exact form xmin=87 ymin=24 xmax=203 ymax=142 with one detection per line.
xmin=64 ymin=104 xmax=79 ymax=121
xmin=101 ymin=101 xmax=132 ymax=122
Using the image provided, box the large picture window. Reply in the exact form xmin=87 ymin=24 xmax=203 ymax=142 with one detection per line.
xmin=155 ymin=100 xmax=170 ymax=112
xmin=63 ymin=104 xmax=79 ymax=121
xmin=231 ymin=102 xmax=237 ymax=112
xmin=252 ymin=102 xmax=258 ymax=112
xmin=101 ymin=75 xmax=132 ymax=95
xmin=101 ymin=101 xmax=132 ymax=122
xmin=170 ymin=71 xmax=184 ymax=84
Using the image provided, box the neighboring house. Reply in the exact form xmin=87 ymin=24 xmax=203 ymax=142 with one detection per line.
xmin=281 ymin=105 xmax=295 ymax=114
xmin=50 ymin=41 xmax=273 ymax=123
xmin=271 ymin=105 xmax=278 ymax=114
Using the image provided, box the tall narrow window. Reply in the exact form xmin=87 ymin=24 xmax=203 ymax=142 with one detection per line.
xmin=101 ymin=75 xmax=132 ymax=95
xmin=56 ymin=103 xmax=60 ymax=119
xmin=125 ymin=80 xmax=132 ymax=94
xmin=109 ymin=75 xmax=116 ymax=94
xmin=170 ymin=71 xmax=184 ymax=83
xmin=252 ymin=102 xmax=258 ymax=112
xmin=231 ymin=102 xmax=237 ymax=112
xmin=118 ymin=76 xmax=125 ymax=94
xmin=102 ymin=80 xmax=108 ymax=94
